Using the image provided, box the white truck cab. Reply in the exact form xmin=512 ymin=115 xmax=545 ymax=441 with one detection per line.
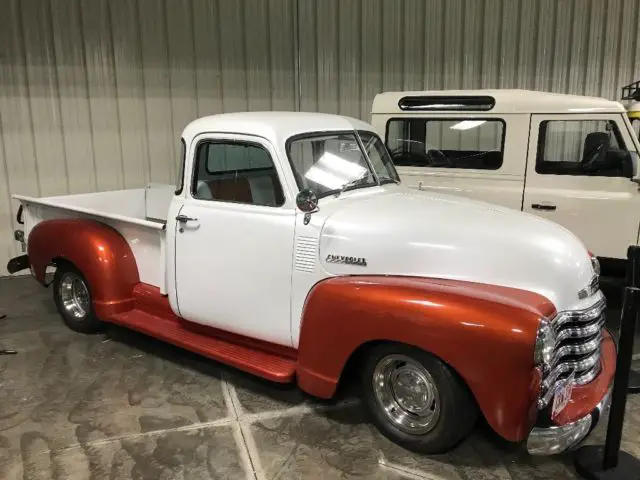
xmin=372 ymin=90 xmax=640 ymax=269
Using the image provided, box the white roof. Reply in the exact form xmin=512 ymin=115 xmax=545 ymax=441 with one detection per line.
xmin=372 ymin=89 xmax=625 ymax=114
xmin=181 ymin=112 xmax=374 ymax=145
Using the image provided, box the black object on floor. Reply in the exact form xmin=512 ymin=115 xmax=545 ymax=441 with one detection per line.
xmin=574 ymin=448 xmax=640 ymax=480
xmin=0 ymin=313 xmax=17 ymax=355
xmin=625 ymin=246 xmax=640 ymax=395
xmin=629 ymin=370 xmax=640 ymax=394
xmin=574 ymin=246 xmax=640 ymax=479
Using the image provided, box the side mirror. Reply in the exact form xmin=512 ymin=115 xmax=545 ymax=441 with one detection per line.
xmin=296 ymin=189 xmax=318 ymax=213
xmin=616 ymin=151 xmax=636 ymax=179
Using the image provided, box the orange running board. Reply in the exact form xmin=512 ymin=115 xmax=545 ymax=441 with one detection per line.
xmin=106 ymin=284 xmax=296 ymax=383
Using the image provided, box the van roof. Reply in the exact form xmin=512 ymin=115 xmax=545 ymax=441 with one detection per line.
xmin=372 ymin=89 xmax=625 ymax=115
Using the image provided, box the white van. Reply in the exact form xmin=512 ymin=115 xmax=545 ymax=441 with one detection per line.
xmin=372 ymin=90 xmax=640 ymax=273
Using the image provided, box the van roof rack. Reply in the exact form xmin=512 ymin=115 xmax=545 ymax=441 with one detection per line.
xmin=622 ymin=80 xmax=640 ymax=101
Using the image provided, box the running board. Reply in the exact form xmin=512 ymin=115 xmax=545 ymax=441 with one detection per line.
xmin=108 ymin=308 xmax=296 ymax=383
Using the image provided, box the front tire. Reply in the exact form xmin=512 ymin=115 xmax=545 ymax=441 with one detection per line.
xmin=361 ymin=344 xmax=478 ymax=454
xmin=53 ymin=264 xmax=102 ymax=334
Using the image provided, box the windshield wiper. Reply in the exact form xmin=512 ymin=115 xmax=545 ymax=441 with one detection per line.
xmin=336 ymin=172 xmax=369 ymax=198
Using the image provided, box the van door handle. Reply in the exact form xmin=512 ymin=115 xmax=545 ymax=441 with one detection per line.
xmin=531 ymin=203 xmax=556 ymax=211
xmin=176 ymin=214 xmax=198 ymax=222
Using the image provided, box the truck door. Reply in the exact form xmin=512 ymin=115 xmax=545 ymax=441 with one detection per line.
xmin=523 ymin=114 xmax=640 ymax=260
xmin=383 ymin=114 xmax=529 ymax=210
xmin=174 ymin=133 xmax=295 ymax=347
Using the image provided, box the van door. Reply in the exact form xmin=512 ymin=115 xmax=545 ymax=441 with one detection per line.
xmin=174 ymin=133 xmax=295 ymax=346
xmin=383 ymin=114 xmax=529 ymax=210
xmin=523 ymin=114 xmax=640 ymax=260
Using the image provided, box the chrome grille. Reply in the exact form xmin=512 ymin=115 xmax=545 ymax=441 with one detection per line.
xmin=538 ymin=298 xmax=606 ymax=408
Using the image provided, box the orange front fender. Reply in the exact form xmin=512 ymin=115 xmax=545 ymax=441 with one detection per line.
xmin=28 ymin=219 xmax=139 ymax=317
xmin=296 ymin=276 xmax=556 ymax=442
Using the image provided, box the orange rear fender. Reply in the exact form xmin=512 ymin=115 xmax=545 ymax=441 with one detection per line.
xmin=296 ymin=276 xmax=556 ymax=442
xmin=28 ymin=219 xmax=140 ymax=317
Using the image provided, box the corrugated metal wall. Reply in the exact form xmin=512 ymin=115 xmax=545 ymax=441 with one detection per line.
xmin=1 ymin=0 xmax=640 ymax=274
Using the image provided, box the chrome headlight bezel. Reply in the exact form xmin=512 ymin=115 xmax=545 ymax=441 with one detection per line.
xmin=534 ymin=318 xmax=557 ymax=369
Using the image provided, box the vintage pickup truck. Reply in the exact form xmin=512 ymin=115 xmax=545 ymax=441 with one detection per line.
xmin=8 ymin=112 xmax=613 ymax=455
xmin=372 ymin=89 xmax=640 ymax=275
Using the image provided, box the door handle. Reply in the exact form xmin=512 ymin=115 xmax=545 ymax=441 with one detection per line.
xmin=531 ymin=203 xmax=556 ymax=211
xmin=176 ymin=214 xmax=198 ymax=222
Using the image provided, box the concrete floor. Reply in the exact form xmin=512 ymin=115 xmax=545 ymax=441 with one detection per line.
xmin=1 ymin=276 xmax=640 ymax=480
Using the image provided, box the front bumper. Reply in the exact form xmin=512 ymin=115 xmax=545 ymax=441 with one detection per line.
xmin=527 ymin=327 xmax=616 ymax=455
xmin=527 ymin=386 xmax=611 ymax=455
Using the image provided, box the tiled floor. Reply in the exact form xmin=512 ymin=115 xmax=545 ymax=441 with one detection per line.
xmin=1 ymin=276 xmax=639 ymax=479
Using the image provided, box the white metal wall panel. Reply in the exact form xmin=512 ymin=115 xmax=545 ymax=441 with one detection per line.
xmin=138 ymin=0 xmax=176 ymax=185
xmin=268 ymin=0 xmax=297 ymax=111
xmin=51 ymin=0 xmax=98 ymax=194
xmin=2 ymin=0 xmax=640 ymax=274
xmin=80 ymin=0 xmax=124 ymax=192
xmin=110 ymin=0 xmax=150 ymax=189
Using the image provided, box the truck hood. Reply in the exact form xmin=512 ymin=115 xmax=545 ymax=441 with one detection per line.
xmin=317 ymin=186 xmax=598 ymax=313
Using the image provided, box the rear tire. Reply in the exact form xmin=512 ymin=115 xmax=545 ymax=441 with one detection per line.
xmin=53 ymin=264 xmax=103 ymax=334
xmin=361 ymin=343 xmax=478 ymax=454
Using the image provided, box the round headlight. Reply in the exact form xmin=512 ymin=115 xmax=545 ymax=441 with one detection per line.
xmin=534 ymin=319 xmax=557 ymax=367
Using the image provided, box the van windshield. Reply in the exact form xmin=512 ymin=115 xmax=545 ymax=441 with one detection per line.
xmin=287 ymin=131 xmax=399 ymax=198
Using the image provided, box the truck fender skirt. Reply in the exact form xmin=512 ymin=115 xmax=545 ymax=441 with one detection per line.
xmin=296 ymin=276 xmax=556 ymax=442
xmin=27 ymin=219 xmax=140 ymax=317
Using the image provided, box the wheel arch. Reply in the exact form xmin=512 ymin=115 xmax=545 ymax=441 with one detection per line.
xmin=295 ymin=275 xmax=555 ymax=442
xmin=28 ymin=218 xmax=140 ymax=317
xmin=336 ymin=338 xmax=478 ymax=411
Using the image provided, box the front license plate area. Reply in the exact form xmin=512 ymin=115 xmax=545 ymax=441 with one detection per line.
xmin=552 ymin=372 xmax=575 ymax=420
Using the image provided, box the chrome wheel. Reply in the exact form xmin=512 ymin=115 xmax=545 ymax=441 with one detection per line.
xmin=372 ymin=354 xmax=441 ymax=435
xmin=59 ymin=272 xmax=90 ymax=319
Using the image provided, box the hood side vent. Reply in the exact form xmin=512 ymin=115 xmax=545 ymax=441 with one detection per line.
xmin=294 ymin=236 xmax=318 ymax=273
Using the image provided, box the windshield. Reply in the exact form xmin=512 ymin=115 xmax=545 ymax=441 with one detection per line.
xmin=287 ymin=131 xmax=400 ymax=198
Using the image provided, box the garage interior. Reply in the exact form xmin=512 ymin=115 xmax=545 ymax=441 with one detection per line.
xmin=2 ymin=0 xmax=640 ymax=479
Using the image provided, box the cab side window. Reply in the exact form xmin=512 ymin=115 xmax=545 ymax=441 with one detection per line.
xmin=536 ymin=120 xmax=633 ymax=178
xmin=386 ymin=118 xmax=505 ymax=170
xmin=192 ymin=141 xmax=284 ymax=207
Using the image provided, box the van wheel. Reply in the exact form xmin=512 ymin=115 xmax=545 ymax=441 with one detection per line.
xmin=361 ymin=344 xmax=477 ymax=454
xmin=53 ymin=265 xmax=102 ymax=334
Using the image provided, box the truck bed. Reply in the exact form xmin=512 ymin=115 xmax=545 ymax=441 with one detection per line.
xmin=14 ymin=184 xmax=174 ymax=292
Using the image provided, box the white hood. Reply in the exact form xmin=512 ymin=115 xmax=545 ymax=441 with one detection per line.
xmin=316 ymin=186 xmax=599 ymax=313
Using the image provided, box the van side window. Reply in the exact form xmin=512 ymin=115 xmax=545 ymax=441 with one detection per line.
xmin=536 ymin=120 xmax=633 ymax=178
xmin=386 ymin=118 xmax=505 ymax=170
xmin=192 ymin=141 xmax=284 ymax=207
